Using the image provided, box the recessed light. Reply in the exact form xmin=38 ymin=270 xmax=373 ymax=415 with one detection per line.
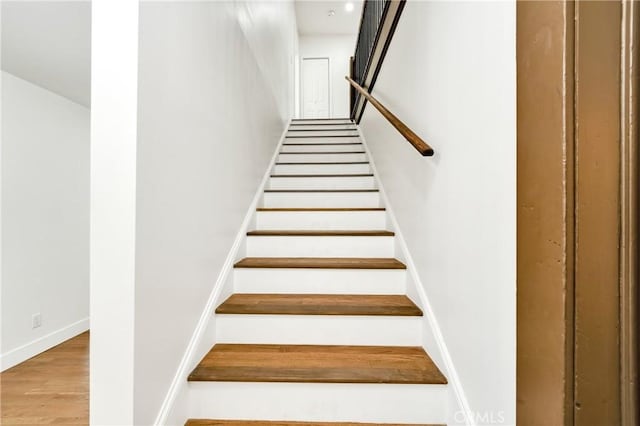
xmin=328 ymin=9 xmax=336 ymax=16
xmin=345 ymin=2 xmax=354 ymax=12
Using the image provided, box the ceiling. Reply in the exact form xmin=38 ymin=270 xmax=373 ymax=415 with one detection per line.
xmin=0 ymin=0 xmax=361 ymax=107
xmin=1 ymin=1 xmax=91 ymax=107
xmin=295 ymin=0 xmax=363 ymax=35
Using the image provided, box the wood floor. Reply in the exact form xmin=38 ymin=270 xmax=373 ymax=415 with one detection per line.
xmin=0 ymin=332 xmax=89 ymax=425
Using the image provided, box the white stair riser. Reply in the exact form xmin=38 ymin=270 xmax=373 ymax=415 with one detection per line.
xmin=281 ymin=144 xmax=363 ymax=153
xmin=263 ymin=192 xmax=380 ymax=208
xmin=284 ymin=136 xmax=361 ymax=144
xmin=292 ymin=119 xmax=353 ymax=125
xmin=188 ymin=382 xmax=447 ymax=424
xmin=289 ymin=125 xmax=356 ymax=131
xmin=256 ymin=210 xmax=386 ymax=230
xmin=278 ymin=153 xmax=367 ymax=163
xmin=273 ymin=163 xmax=371 ymax=175
xmin=233 ymin=268 xmax=406 ymax=294
xmin=215 ymin=315 xmax=421 ymax=346
xmin=288 ymin=131 xmax=359 ymax=138
xmin=268 ymin=176 xmax=376 ymax=190
xmin=286 ymin=130 xmax=358 ymax=142
xmin=246 ymin=235 xmax=394 ymax=257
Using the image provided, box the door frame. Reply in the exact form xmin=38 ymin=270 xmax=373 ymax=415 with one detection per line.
xmin=619 ymin=2 xmax=639 ymax=423
xmin=517 ymin=1 xmax=639 ymax=425
xmin=300 ymin=56 xmax=331 ymax=119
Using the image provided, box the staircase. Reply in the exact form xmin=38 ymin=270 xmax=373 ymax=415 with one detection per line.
xmin=185 ymin=119 xmax=448 ymax=425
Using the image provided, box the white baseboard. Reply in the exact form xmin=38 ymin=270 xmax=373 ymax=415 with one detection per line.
xmin=0 ymin=317 xmax=90 ymax=372
xmin=356 ymin=126 xmax=476 ymax=426
xmin=154 ymin=121 xmax=291 ymax=426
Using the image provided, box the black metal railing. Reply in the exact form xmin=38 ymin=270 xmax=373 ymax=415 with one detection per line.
xmin=349 ymin=0 xmax=406 ymax=122
xmin=350 ymin=0 xmax=388 ymax=116
xmin=346 ymin=0 xmax=431 ymax=156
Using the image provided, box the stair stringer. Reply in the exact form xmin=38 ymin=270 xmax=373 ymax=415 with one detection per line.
xmin=355 ymin=126 xmax=476 ymax=426
xmin=155 ymin=121 xmax=291 ymax=426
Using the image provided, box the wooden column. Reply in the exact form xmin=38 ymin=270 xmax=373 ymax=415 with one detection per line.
xmin=517 ymin=2 xmax=576 ymax=424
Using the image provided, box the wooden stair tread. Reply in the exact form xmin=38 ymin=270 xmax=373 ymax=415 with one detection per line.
xmin=188 ymin=344 xmax=447 ymax=384
xmin=286 ymin=135 xmax=359 ymax=138
xmin=186 ymin=420 xmax=441 ymax=426
xmin=288 ymin=124 xmax=356 ymax=127
xmin=282 ymin=143 xmax=362 ymax=146
xmin=288 ymin=129 xmax=358 ymax=132
xmin=291 ymin=118 xmax=352 ymax=121
xmin=287 ymin=131 xmax=357 ymax=133
xmin=275 ymin=162 xmax=369 ymax=165
xmin=270 ymin=174 xmax=373 ymax=178
xmin=216 ymin=294 xmax=422 ymax=316
xmin=264 ymin=189 xmax=377 ymax=193
xmin=279 ymin=151 xmax=366 ymax=155
xmin=234 ymin=257 xmax=406 ymax=269
xmin=246 ymin=230 xmax=393 ymax=237
xmin=256 ymin=208 xmax=385 ymax=212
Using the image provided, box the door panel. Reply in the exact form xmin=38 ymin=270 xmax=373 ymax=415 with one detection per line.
xmin=302 ymin=58 xmax=330 ymax=119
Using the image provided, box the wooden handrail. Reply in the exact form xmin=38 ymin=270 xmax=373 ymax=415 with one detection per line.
xmin=345 ymin=76 xmax=434 ymax=156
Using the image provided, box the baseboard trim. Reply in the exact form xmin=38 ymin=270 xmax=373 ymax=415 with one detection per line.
xmin=356 ymin=127 xmax=475 ymax=426
xmin=0 ymin=317 xmax=90 ymax=372
xmin=154 ymin=120 xmax=291 ymax=425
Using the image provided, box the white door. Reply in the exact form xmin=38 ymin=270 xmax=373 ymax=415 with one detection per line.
xmin=301 ymin=58 xmax=330 ymax=118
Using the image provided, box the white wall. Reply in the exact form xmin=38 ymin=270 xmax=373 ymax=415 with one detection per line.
xmin=358 ymin=2 xmax=516 ymax=425
xmin=1 ymin=71 xmax=89 ymax=371
xmin=1 ymin=1 xmax=91 ymax=107
xmin=133 ymin=2 xmax=297 ymax=424
xmin=90 ymin=0 xmax=139 ymax=423
xmin=237 ymin=1 xmax=299 ymax=121
xmin=299 ymin=34 xmax=355 ymax=118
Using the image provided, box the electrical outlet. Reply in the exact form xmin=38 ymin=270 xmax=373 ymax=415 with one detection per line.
xmin=32 ymin=313 xmax=42 ymax=329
